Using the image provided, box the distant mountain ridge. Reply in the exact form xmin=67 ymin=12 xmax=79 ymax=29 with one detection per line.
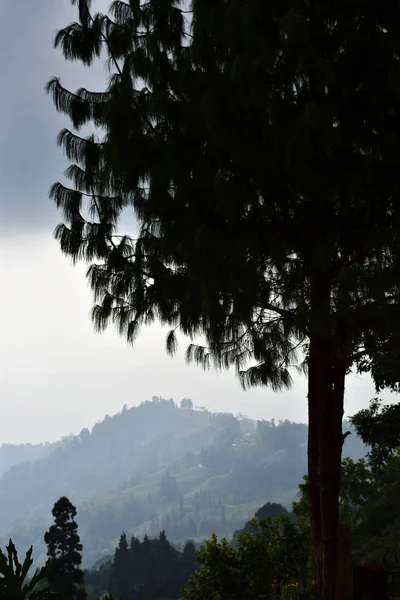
xmin=0 ymin=439 xmax=63 ymax=477
xmin=0 ymin=396 xmax=367 ymax=568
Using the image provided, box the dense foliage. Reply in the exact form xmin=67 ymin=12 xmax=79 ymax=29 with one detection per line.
xmin=86 ymin=530 xmax=197 ymax=600
xmin=350 ymin=398 xmax=400 ymax=470
xmin=182 ymin=515 xmax=314 ymax=600
xmin=44 ymin=497 xmax=86 ymax=600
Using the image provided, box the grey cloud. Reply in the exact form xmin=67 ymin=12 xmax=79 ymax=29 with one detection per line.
xmin=0 ymin=0 xmax=110 ymax=234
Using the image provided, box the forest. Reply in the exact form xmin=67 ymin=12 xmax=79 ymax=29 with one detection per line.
xmin=0 ymin=398 xmax=366 ymax=569
xmin=2 ymin=425 xmax=397 ymax=600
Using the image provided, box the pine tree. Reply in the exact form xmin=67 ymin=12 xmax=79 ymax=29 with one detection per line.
xmin=109 ymin=533 xmax=131 ymax=600
xmin=47 ymin=1 xmax=400 ymax=598
xmin=129 ymin=535 xmax=142 ymax=592
xmin=44 ymin=497 xmax=86 ymax=600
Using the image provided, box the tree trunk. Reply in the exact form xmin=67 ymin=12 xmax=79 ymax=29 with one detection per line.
xmin=323 ymin=263 xmax=349 ymax=600
xmin=307 ymin=350 xmax=322 ymax=598
xmin=308 ymin=267 xmax=346 ymax=600
xmin=335 ymin=523 xmax=352 ymax=600
xmin=318 ymin=358 xmax=345 ymax=600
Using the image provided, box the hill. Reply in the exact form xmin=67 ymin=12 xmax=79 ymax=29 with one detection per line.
xmin=0 ymin=397 xmax=367 ymax=567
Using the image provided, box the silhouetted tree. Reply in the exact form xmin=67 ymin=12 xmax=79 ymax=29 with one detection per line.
xmin=48 ymin=3 xmax=400 ymax=598
xmin=109 ymin=533 xmax=130 ymax=600
xmin=351 ymin=398 xmax=400 ymax=470
xmin=94 ymin=530 xmax=197 ymax=600
xmin=44 ymin=497 xmax=86 ymax=600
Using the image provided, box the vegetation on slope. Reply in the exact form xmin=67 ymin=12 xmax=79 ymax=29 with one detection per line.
xmin=0 ymin=398 xmax=366 ymax=568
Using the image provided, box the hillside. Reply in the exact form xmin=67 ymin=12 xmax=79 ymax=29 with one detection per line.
xmin=0 ymin=397 xmax=367 ymax=568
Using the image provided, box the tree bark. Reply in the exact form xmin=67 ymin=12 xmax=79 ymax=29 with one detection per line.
xmin=318 ymin=358 xmax=345 ymax=600
xmin=307 ymin=348 xmax=322 ymax=598
xmin=335 ymin=523 xmax=352 ymax=600
xmin=308 ymin=262 xmax=348 ymax=600
xmin=308 ymin=251 xmax=349 ymax=600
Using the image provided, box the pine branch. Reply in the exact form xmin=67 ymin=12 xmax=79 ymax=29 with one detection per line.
xmin=350 ymin=339 xmax=400 ymax=363
xmin=82 ymin=0 xmax=175 ymax=141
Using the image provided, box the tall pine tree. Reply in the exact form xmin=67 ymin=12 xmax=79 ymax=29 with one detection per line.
xmin=44 ymin=497 xmax=86 ymax=600
xmin=47 ymin=1 xmax=400 ymax=597
xmin=109 ymin=533 xmax=131 ymax=600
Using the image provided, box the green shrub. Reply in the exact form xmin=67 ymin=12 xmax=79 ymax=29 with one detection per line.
xmin=182 ymin=515 xmax=315 ymax=600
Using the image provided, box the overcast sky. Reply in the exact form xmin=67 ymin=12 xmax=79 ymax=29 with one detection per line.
xmin=0 ymin=1 xmax=390 ymax=444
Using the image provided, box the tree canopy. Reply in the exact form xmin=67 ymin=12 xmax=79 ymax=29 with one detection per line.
xmin=102 ymin=530 xmax=196 ymax=600
xmin=48 ymin=1 xmax=400 ymax=597
xmin=182 ymin=515 xmax=313 ymax=600
xmin=351 ymin=398 xmax=400 ymax=471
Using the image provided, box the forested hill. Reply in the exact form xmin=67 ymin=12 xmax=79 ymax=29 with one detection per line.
xmin=0 ymin=397 xmax=367 ymax=568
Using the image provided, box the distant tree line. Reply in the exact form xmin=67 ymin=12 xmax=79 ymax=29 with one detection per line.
xmin=86 ymin=532 xmax=197 ymax=600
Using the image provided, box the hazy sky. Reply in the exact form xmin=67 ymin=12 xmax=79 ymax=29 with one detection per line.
xmin=0 ymin=1 xmax=390 ymax=444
